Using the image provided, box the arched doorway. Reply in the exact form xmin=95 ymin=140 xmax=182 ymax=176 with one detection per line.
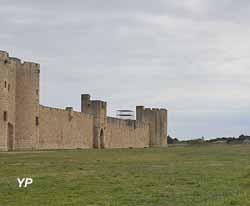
xmin=7 ymin=123 xmax=14 ymax=151
xmin=93 ymin=128 xmax=105 ymax=149
xmin=100 ymin=129 xmax=105 ymax=149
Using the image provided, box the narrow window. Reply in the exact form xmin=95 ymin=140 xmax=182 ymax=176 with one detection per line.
xmin=3 ymin=111 xmax=7 ymax=121
xmin=4 ymin=81 xmax=7 ymax=88
xmin=8 ymin=84 xmax=10 ymax=91
xmin=36 ymin=89 xmax=39 ymax=95
xmin=36 ymin=117 xmax=39 ymax=126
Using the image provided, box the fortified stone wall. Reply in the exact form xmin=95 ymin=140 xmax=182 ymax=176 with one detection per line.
xmin=0 ymin=50 xmax=168 ymax=151
xmin=39 ymin=105 xmax=94 ymax=150
xmin=105 ymin=117 xmax=150 ymax=148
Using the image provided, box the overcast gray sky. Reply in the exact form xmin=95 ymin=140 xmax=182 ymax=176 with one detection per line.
xmin=1 ymin=0 xmax=250 ymax=139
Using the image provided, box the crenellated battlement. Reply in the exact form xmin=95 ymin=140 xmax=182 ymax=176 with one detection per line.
xmin=137 ymin=106 xmax=167 ymax=120
xmin=9 ymin=57 xmax=22 ymax=64
xmin=141 ymin=107 xmax=167 ymax=112
xmin=20 ymin=62 xmax=40 ymax=75
xmin=0 ymin=51 xmax=40 ymax=71
xmin=22 ymin=61 xmax=40 ymax=68
xmin=0 ymin=50 xmax=9 ymax=60
xmin=81 ymin=94 xmax=107 ymax=117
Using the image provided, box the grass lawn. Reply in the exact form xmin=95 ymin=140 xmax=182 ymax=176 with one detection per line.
xmin=1 ymin=144 xmax=250 ymax=206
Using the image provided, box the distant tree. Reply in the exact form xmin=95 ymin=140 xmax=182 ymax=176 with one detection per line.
xmin=239 ymin=134 xmax=245 ymax=140
xmin=239 ymin=134 xmax=250 ymax=141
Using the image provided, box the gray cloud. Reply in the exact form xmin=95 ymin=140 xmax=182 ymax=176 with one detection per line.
xmin=1 ymin=0 xmax=250 ymax=139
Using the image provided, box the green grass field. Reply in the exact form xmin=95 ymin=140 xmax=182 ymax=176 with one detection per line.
xmin=1 ymin=145 xmax=250 ymax=206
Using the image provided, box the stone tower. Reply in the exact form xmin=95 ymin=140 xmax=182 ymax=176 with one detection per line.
xmin=15 ymin=61 xmax=40 ymax=150
xmin=81 ymin=94 xmax=107 ymax=148
xmin=136 ymin=106 xmax=168 ymax=146
xmin=0 ymin=51 xmax=40 ymax=151
xmin=0 ymin=51 xmax=16 ymax=151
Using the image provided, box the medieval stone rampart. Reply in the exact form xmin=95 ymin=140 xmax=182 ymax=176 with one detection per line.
xmin=0 ymin=51 xmax=168 ymax=151
xmin=39 ymin=105 xmax=93 ymax=149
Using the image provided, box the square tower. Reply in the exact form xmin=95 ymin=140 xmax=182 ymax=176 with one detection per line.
xmin=136 ymin=106 xmax=168 ymax=147
xmin=81 ymin=94 xmax=107 ymax=148
xmin=0 ymin=51 xmax=40 ymax=151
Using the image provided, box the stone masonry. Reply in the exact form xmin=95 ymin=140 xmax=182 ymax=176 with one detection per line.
xmin=0 ymin=51 xmax=168 ymax=151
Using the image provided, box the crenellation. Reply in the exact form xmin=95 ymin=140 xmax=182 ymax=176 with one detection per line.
xmin=9 ymin=57 xmax=21 ymax=64
xmin=0 ymin=51 xmax=9 ymax=60
xmin=22 ymin=61 xmax=39 ymax=67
